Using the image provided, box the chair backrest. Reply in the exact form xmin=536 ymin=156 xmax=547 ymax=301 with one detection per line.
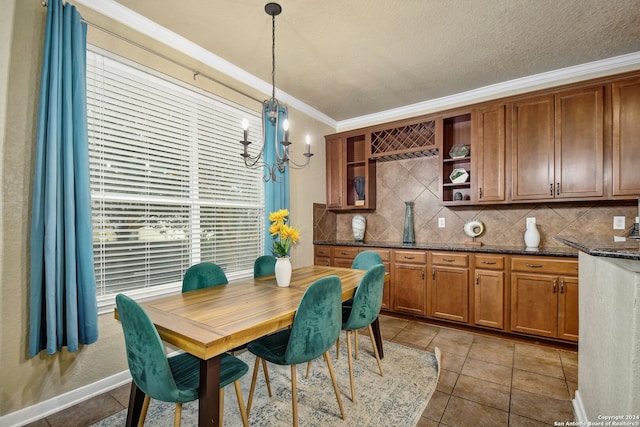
xmin=115 ymin=294 xmax=197 ymax=403
xmin=285 ymin=275 xmax=342 ymax=365
xmin=182 ymin=262 xmax=228 ymax=293
xmin=342 ymin=264 xmax=386 ymax=331
xmin=351 ymin=250 xmax=383 ymax=270
xmin=254 ymin=255 xmax=277 ymax=278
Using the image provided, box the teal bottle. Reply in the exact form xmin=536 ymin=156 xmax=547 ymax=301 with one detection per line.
xmin=403 ymin=201 xmax=415 ymax=244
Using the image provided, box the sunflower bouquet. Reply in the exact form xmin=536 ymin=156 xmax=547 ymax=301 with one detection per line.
xmin=269 ymin=209 xmax=300 ymax=258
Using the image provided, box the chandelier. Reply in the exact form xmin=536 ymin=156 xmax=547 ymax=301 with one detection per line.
xmin=240 ymin=2 xmax=313 ymax=182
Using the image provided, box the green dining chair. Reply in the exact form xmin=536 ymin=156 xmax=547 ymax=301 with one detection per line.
xmin=246 ymin=276 xmax=345 ymax=427
xmin=115 ymin=294 xmax=249 ymax=427
xmin=254 ymin=255 xmax=277 ymax=278
xmin=182 ymin=262 xmax=228 ymax=293
xmin=340 ymin=264 xmax=386 ymax=402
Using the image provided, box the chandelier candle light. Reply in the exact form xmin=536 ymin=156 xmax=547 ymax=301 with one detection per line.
xmin=239 ymin=2 xmax=313 ymax=182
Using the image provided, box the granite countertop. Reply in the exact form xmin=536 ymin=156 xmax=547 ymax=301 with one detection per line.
xmin=553 ymin=235 xmax=640 ymax=260
xmin=314 ymin=240 xmax=579 ymax=258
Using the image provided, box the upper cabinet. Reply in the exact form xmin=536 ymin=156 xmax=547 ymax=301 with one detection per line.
xmin=511 ymin=86 xmax=604 ymax=201
xmin=612 ymin=76 xmax=640 ymax=196
xmin=440 ymin=113 xmax=472 ymax=205
xmin=473 ymin=104 xmax=506 ymax=203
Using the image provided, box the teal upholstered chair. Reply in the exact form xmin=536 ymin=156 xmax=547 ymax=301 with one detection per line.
xmin=115 ymin=294 xmax=249 ymax=427
xmin=254 ymin=255 xmax=277 ymax=278
xmin=246 ymin=276 xmax=345 ymax=427
xmin=340 ymin=264 xmax=386 ymax=401
xmin=182 ymin=262 xmax=228 ymax=293
xmin=351 ymin=250 xmax=383 ymax=270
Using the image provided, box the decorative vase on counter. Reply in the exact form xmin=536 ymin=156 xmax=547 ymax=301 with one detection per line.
xmin=403 ymin=201 xmax=415 ymax=244
xmin=352 ymin=214 xmax=366 ymax=242
xmin=275 ymin=257 xmax=292 ymax=287
xmin=524 ymin=222 xmax=540 ymax=249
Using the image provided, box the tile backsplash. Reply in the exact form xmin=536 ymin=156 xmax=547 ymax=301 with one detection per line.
xmin=314 ymin=157 xmax=637 ymax=248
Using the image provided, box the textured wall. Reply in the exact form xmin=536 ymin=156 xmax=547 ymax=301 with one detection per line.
xmin=315 ymin=157 xmax=637 ymax=247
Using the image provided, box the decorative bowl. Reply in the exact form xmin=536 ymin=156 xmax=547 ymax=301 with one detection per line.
xmin=449 ymin=168 xmax=469 ymax=184
xmin=449 ymin=144 xmax=469 ymax=159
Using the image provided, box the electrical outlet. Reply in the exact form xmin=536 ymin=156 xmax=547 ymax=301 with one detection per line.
xmin=526 ymin=217 xmax=536 ymax=228
xmin=613 ymin=216 xmax=626 ymax=230
xmin=438 ymin=217 xmax=445 ymax=228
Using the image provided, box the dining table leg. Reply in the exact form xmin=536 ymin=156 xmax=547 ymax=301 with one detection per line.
xmin=125 ymin=382 xmax=145 ymax=427
xmin=199 ymin=355 xmax=221 ymax=426
xmin=372 ymin=316 xmax=384 ymax=359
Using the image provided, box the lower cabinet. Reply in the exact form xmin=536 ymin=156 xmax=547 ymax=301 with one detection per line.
xmin=429 ymin=252 xmax=469 ymax=323
xmin=391 ymin=250 xmax=427 ymax=316
xmin=472 ymin=254 xmax=506 ymax=330
xmin=331 ymin=246 xmax=358 ymax=268
xmin=510 ymin=257 xmax=579 ymax=342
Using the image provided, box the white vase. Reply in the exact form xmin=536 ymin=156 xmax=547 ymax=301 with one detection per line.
xmin=275 ymin=257 xmax=292 ymax=287
xmin=352 ymin=215 xmax=366 ymax=242
xmin=524 ymin=223 xmax=540 ymax=249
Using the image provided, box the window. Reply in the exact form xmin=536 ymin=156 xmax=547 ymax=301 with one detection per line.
xmin=86 ymin=47 xmax=264 ymax=309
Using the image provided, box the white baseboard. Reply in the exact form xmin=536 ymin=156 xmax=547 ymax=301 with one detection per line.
xmin=573 ymin=390 xmax=588 ymax=423
xmin=0 ymin=370 xmax=131 ymax=427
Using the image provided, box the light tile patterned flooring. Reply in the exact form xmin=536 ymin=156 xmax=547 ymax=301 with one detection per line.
xmin=26 ymin=314 xmax=577 ymax=427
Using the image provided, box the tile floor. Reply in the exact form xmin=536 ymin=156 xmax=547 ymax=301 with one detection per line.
xmin=25 ymin=314 xmax=577 ymax=427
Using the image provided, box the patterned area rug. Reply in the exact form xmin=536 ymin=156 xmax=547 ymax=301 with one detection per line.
xmin=93 ymin=338 xmax=441 ymax=427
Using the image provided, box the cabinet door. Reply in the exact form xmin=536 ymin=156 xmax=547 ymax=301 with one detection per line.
xmin=474 ymin=105 xmax=506 ymax=202
xmin=392 ymin=263 xmax=426 ymax=316
xmin=612 ymin=77 xmax=640 ymax=196
xmin=510 ymin=272 xmax=558 ymax=338
xmin=557 ymin=275 xmax=579 ymax=342
xmin=430 ymin=266 xmax=468 ymax=323
xmin=555 ymin=86 xmax=604 ymax=198
xmin=511 ymin=96 xmax=555 ymax=200
xmin=325 ymin=136 xmax=345 ymax=208
xmin=473 ymin=269 xmax=505 ymax=329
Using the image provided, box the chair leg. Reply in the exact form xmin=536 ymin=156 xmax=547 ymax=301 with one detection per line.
xmin=173 ymin=403 xmax=182 ymax=427
xmin=262 ymin=358 xmax=272 ymax=397
xmin=291 ymin=364 xmax=299 ymax=427
xmin=323 ymin=351 xmax=345 ymax=420
xmin=305 ymin=360 xmax=312 ymax=378
xmin=368 ymin=323 xmax=384 ymax=377
xmin=247 ymin=357 xmax=261 ymax=416
xmin=354 ymin=329 xmax=359 ymax=360
xmin=137 ymin=395 xmax=150 ymax=427
xmin=234 ymin=380 xmax=250 ymax=427
xmin=346 ymin=330 xmax=356 ymax=402
xmin=335 ymin=336 xmax=340 ymax=359
xmin=219 ymin=388 xmax=225 ymax=427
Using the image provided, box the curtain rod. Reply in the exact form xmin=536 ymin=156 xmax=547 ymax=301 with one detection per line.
xmin=40 ymin=0 xmax=263 ymax=105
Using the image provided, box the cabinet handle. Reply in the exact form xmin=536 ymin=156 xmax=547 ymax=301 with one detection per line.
xmin=553 ymin=279 xmax=557 ymax=293
xmin=442 ymin=258 xmax=455 ymax=262
xmin=481 ymin=261 xmax=496 ymax=265
xmin=550 ymin=183 xmax=553 ymax=196
xmin=341 ymin=252 xmax=350 ymax=256
xmin=404 ymin=255 xmax=415 ymax=260
xmin=560 ymin=279 xmax=565 ymax=294
xmin=421 ymin=268 xmax=425 ymax=280
xmin=479 ymin=187 xmax=483 ymax=199
xmin=475 ymin=272 xmax=479 ymax=285
xmin=556 ymin=182 xmax=560 ymax=196
xmin=432 ymin=268 xmax=435 ymax=281
xmin=525 ymin=263 xmax=543 ymax=268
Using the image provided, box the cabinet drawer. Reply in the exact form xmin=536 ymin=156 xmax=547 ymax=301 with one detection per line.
xmin=314 ymin=246 xmax=331 ymax=257
xmin=394 ymin=250 xmax=427 ymax=264
xmin=432 ymin=252 xmax=468 ymax=267
xmin=366 ymin=248 xmax=391 ymax=262
xmin=474 ymin=254 xmax=505 ymax=270
xmin=511 ymin=257 xmax=578 ymax=275
xmin=332 ymin=247 xmax=359 ymax=259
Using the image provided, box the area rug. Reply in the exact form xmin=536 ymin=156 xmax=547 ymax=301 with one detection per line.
xmin=92 ymin=338 xmax=440 ymax=427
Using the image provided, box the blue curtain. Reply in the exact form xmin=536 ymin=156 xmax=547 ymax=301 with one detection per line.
xmin=29 ymin=0 xmax=98 ymax=356
xmin=263 ymin=105 xmax=290 ymax=253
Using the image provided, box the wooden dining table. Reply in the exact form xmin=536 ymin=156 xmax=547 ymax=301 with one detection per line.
xmin=117 ymin=265 xmax=385 ymax=427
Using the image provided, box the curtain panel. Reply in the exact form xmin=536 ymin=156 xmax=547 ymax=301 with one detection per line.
xmin=29 ymin=0 xmax=98 ymax=356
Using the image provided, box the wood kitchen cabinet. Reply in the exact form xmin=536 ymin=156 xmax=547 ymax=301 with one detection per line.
xmin=471 ymin=254 xmax=507 ymax=330
xmin=440 ymin=113 xmax=473 ymax=205
xmin=612 ymin=76 xmax=640 ymax=196
xmin=428 ymin=252 xmax=469 ymax=323
xmin=391 ymin=250 xmax=427 ymax=316
xmin=473 ymin=105 xmax=506 ymax=203
xmin=510 ymin=256 xmax=579 ymax=342
xmin=511 ymin=86 xmax=604 ymax=201
xmin=325 ymin=135 xmax=345 ymax=209
xmin=314 ymin=245 xmax=331 ymax=266
xmin=331 ymin=246 xmax=359 ymax=268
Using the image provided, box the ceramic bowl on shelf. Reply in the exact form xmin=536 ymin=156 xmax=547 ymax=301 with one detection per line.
xmin=449 ymin=143 xmax=469 ymax=159
xmin=449 ymin=168 xmax=469 ymax=184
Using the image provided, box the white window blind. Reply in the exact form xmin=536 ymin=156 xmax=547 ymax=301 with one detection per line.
xmin=86 ymin=47 xmax=264 ymax=305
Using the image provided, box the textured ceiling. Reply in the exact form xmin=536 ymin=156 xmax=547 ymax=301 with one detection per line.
xmin=110 ymin=0 xmax=640 ymax=122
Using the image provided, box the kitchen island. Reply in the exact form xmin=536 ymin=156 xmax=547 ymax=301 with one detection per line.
xmin=554 ymin=236 xmax=640 ymax=424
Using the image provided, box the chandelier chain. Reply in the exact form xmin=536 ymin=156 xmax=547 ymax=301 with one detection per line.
xmin=271 ymin=13 xmax=276 ymax=102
